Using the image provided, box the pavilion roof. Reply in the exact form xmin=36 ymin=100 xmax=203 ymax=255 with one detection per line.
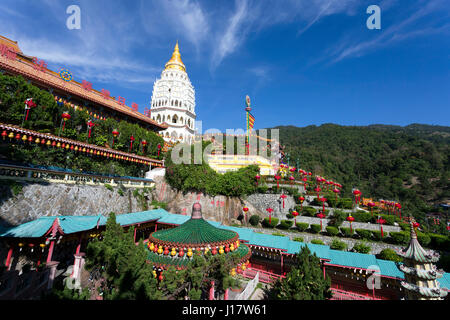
xmin=150 ymin=217 xmax=238 ymax=245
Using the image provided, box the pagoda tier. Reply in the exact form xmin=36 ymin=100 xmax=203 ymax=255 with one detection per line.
xmin=399 ymin=264 xmax=445 ymax=280
xmin=146 ymin=202 xmax=251 ymax=269
xmin=396 ymin=218 xmax=448 ymax=300
xmin=400 ymin=282 xmax=448 ymax=299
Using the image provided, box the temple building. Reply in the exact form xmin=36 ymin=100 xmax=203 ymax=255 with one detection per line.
xmin=397 ymin=219 xmax=448 ymax=300
xmin=150 ymin=42 xmax=196 ymax=144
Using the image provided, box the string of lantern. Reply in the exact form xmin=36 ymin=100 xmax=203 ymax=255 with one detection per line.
xmin=0 ymin=122 xmax=164 ymax=167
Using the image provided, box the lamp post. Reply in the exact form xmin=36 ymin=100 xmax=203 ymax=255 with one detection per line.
xmin=292 ymin=210 xmax=299 ymax=225
xmin=317 ymin=212 xmax=326 ymax=232
xmin=298 ymin=196 xmax=305 ymax=211
xmin=243 ymin=206 xmax=249 ymax=225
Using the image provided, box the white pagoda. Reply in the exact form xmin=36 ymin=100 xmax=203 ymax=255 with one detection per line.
xmin=150 ymin=42 xmax=196 ymax=144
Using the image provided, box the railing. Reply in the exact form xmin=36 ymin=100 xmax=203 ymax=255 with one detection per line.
xmin=235 ymin=272 xmax=259 ymax=300
xmin=0 ymin=164 xmax=154 ymax=188
xmin=242 ymin=267 xmax=285 ymax=284
xmin=330 ymin=288 xmax=382 ymax=300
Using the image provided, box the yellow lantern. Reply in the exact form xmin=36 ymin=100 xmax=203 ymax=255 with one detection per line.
xmin=149 ymin=243 xmax=155 ymax=251
xmin=152 ymin=270 xmax=157 ymax=278
xmin=90 ymin=149 xmax=94 ymax=154
xmin=219 ymin=246 xmax=224 ymax=254
xmin=56 ymin=142 xmax=61 ymax=148
xmin=241 ymin=264 xmax=246 ymax=271
xmin=46 ymin=140 xmax=51 ymax=146
xmin=35 ymin=138 xmax=40 ymax=144
xmin=204 ymin=247 xmax=209 ymax=255
xmin=22 ymin=135 xmax=27 ymax=142
xmin=65 ymin=144 xmax=70 ymax=150
xmin=8 ymin=132 xmax=14 ymax=139
xmin=157 ymin=245 xmax=163 ymax=254
xmin=230 ymin=268 xmax=236 ymax=276
xmin=74 ymin=146 xmax=78 ymax=151
xmin=82 ymin=147 xmax=86 ymax=152
xmin=171 ymin=248 xmax=176 ymax=256
xmin=187 ymin=248 xmax=193 ymax=257
xmin=230 ymin=244 xmax=235 ymax=251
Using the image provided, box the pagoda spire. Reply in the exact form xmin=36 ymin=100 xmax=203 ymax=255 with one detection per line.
xmin=164 ymin=41 xmax=186 ymax=72
xmin=396 ymin=217 xmax=447 ymax=300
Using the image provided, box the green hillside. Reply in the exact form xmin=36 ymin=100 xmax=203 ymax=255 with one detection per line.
xmin=263 ymin=124 xmax=450 ymax=222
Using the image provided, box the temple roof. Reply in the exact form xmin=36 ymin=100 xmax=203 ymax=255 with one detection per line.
xmin=149 ymin=203 xmax=238 ymax=246
xmin=164 ymin=41 xmax=186 ymax=72
xmin=398 ymin=219 xmax=440 ymax=263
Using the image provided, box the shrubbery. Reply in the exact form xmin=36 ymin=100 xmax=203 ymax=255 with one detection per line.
xmin=330 ymin=239 xmax=347 ymax=251
xmin=429 ymin=234 xmax=450 ymax=251
xmin=302 ymin=206 xmax=317 ymax=217
xmin=352 ymin=242 xmax=371 ymax=254
xmin=262 ymin=217 xmax=279 ymax=228
xmin=310 ymin=239 xmax=324 ymax=245
xmin=310 ymin=224 xmax=322 ymax=234
xmin=355 ymin=229 xmax=372 ymax=240
xmin=389 ymin=231 xmax=410 ymax=245
xmin=417 ymin=232 xmax=431 ymax=247
xmin=293 ymin=237 xmax=304 ymax=242
xmin=296 ymin=222 xmax=309 ymax=232
xmin=371 ymin=230 xmax=383 ymax=241
xmin=340 ymin=227 xmax=354 ymax=237
xmin=278 ymin=220 xmax=294 ymax=230
xmin=378 ymin=248 xmax=403 ymax=262
xmin=249 ymin=215 xmax=261 ymax=227
xmin=326 ymin=226 xmax=339 ymax=237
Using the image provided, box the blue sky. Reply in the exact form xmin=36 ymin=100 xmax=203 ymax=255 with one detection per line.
xmin=1 ymin=0 xmax=449 ymax=132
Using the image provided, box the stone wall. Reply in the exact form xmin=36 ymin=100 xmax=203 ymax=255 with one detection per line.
xmin=0 ymin=181 xmax=150 ymax=227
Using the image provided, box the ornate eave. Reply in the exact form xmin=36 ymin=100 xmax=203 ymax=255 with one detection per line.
xmin=400 ymin=281 xmax=448 ymax=298
xmin=399 ymin=264 xmax=444 ymax=280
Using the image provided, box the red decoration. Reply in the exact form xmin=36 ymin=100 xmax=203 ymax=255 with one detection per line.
xmin=266 ymin=207 xmax=274 ymax=224
xmin=117 ymin=96 xmax=125 ymax=106
xmin=129 ymin=135 xmax=135 ymax=151
xmin=274 ymin=175 xmax=281 ymax=189
xmin=376 ymin=217 xmax=386 ymax=238
xmin=255 ymin=174 xmax=260 ymax=186
xmin=280 ymin=194 xmax=287 ymax=208
xmin=292 ymin=210 xmax=299 ymax=225
xmin=346 ymin=215 xmax=355 ymax=233
xmin=87 ymin=120 xmax=95 ymax=138
xmin=82 ymin=80 xmax=92 ymax=91
xmin=61 ymin=112 xmax=71 ymax=131
xmin=24 ymin=98 xmax=37 ymax=121
xmin=368 ymin=202 xmax=376 ymax=216
xmin=101 ymin=89 xmax=110 ymax=100
xmin=131 ymin=102 xmax=138 ymax=112
xmin=157 ymin=143 xmax=161 ymax=156
xmin=112 ymin=129 xmax=119 ymax=147
xmin=317 ymin=212 xmax=326 ymax=231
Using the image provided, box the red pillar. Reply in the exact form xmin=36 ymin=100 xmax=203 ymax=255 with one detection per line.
xmin=46 ymin=240 xmax=55 ymax=263
xmin=5 ymin=246 xmax=13 ymax=271
xmin=323 ymin=264 xmax=326 ymax=279
xmin=280 ymin=254 xmax=284 ymax=275
xmin=224 ymin=288 xmax=229 ymax=300
xmin=134 ymin=227 xmax=137 ymax=242
xmin=75 ymin=235 xmax=82 ymax=255
xmin=154 ymin=223 xmax=158 ymax=232
xmin=209 ymin=281 xmax=215 ymax=300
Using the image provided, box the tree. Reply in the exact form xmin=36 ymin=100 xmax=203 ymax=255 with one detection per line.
xmin=84 ymin=212 xmax=162 ymax=300
xmin=159 ymin=251 xmax=241 ymax=300
xmin=267 ymin=246 xmax=332 ymax=300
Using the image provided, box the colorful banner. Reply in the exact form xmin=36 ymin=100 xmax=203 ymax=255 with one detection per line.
xmin=247 ymin=112 xmax=255 ymax=131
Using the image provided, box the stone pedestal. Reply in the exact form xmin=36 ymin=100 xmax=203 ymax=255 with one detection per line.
xmin=71 ymin=253 xmax=85 ymax=280
xmin=46 ymin=261 xmax=59 ymax=290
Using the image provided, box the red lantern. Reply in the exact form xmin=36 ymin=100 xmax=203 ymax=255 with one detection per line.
xmin=61 ymin=112 xmax=71 ymax=131
xmin=292 ymin=210 xmax=299 ymax=225
xmin=178 ymin=249 xmax=184 ymax=257
xmin=352 ymin=189 xmax=362 ymax=207
xmin=15 ymin=133 xmax=21 ymax=141
xmin=255 ymin=174 xmax=260 ymax=186
xmin=298 ymin=196 xmax=305 ymax=210
xmin=314 ymin=186 xmax=321 ymax=198
xmin=289 ymin=176 xmax=295 ymax=185
xmin=395 ymin=203 xmax=402 ymax=219
xmin=211 ymin=247 xmax=217 ymax=255
xmin=346 ymin=215 xmax=355 ymax=233
xmin=28 ymin=135 xmax=33 ymax=143
xmin=24 ymin=98 xmax=37 ymax=121
xmin=112 ymin=129 xmax=119 ymax=147
xmin=1 ymin=130 xmax=7 ymax=140
xmin=368 ymin=202 xmax=376 ymax=216
xmin=157 ymin=143 xmax=161 ymax=156
xmin=87 ymin=120 xmax=95 ymax=138
xmin=40 ymin=138 xmax=45 ymax=145
xmin=319 ymin=197 xmax=327 ymax=214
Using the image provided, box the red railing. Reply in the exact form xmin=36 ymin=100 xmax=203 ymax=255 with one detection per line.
xmin=242 ymin=267 xmax=285 ymax=284
xmin=330 ymin=288 xmax=382 ymax=300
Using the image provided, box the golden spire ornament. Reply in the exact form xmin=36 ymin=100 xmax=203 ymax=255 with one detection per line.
xmin=164 ymin=41 xmax=186 ymax=72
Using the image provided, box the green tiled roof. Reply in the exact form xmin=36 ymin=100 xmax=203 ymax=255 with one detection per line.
xmin=146 ymin=243 xmax=251 ymax=268
xmin=151 ymin=218 xmax=237 ymax=245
